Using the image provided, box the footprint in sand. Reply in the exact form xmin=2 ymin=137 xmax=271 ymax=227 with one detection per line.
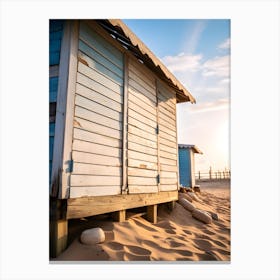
xmin=125 ymin=245 xmax=151 ymax=256
xmin=203 ymin=229 xmax=216 ymax=236
xmin=165 ymin=240 xmax=184 ymax=248
xmin=212 ymin=239 xmax=227 ymax=248
xmin=123 ymin=245 xmax=152 ymax=261
xmin=194 ymin=239 xmax=213 ymax=250
xmin=196 ymin=251 xmax=219 ymax=261
xmin=104 ymin=241 xmax=124 ymax=251
xmin=183 ymin=229 xmax=193 ymax=235
xmin=165 ymin=228 xmax=176 ymax=234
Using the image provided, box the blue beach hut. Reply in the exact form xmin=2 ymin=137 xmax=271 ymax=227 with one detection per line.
xmin=178 ymin=144 xmax=202 ymax=188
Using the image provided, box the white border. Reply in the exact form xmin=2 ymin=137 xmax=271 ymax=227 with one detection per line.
xmin=0 ymin=1 xmax=279 ymax=279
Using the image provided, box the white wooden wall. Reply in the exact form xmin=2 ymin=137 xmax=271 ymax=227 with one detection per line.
xmin=66 ymin=21 xmax=179 ymax=198
xmin=158 ymin=82 xmax=178 ymax=191
xmin=127 ymin=58 xmax=158 ymax=194
xmin=70 ymin=22 xmax=124 ymax=198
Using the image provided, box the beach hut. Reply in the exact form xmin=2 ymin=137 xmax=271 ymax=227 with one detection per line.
xmin=49 ymin=19 xmax=196 ymax=257
xmin=178 ymin=144 xmax=202 ymax=189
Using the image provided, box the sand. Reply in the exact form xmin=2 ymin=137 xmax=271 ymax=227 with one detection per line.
xmin=54 ymin=180 xmax=230 ymax=261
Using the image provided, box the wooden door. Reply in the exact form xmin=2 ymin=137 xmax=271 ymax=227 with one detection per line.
xmin=70 ymin=21 xmax=124 ymax=198
xmin=157 ymin=82 xmax=179 ymax=191
xmin=127 ymin=58 xmax=159 ymax=194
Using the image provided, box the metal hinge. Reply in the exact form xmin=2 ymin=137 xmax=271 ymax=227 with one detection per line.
xmin=157 ymin=174 xmax=160 ymax=184
xmin=156 ymin=124 xmax=159 ymax=134
xmin=68 ymin=159 xmax=73 ymax=173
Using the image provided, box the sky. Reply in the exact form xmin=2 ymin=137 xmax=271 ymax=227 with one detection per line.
xmin=123 ymin=19 xmax=230 ymax=173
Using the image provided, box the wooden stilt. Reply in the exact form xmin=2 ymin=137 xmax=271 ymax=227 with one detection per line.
xmin=112 ymin=209 xmax=126 ymax=222
xmin=50 ymin=198 xmax=68 ymax=258
xmin=50 ymin=219 xmax=68 ymax=258
xmin=147 ymin=204 xmax=157 ymax=223
xmin=167 ymin=201 xmax=176 ymax=211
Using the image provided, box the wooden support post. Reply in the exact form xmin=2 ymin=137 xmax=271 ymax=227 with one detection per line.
xmin=112 ymin=209 xmax=126 ymax=222
xmin=147 ymin=204 xmax=157 ymax=224
xmin=167 ymin=201 xmax=176 ymax=212
xmin=50 ymin=219 xmax=68 ymax=258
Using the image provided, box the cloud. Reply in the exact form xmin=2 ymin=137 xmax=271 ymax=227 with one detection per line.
xmin=202 ymin=55 xmax=230 ymax=78
xmin=161 ymin=53 xmax=202 ymax=73
xmin=189 ymin=98 xmax=229 ymax=114
xmin=218 ymin=38 xmax=230 ymax=49
xmin=183 ymin=21 xmax=207 ymax=54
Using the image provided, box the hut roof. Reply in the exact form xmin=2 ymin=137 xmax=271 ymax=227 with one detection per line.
xmin=178 ymin=144 xmax=203 ymax=154
xmin=96 ymin=19 xmax=196 ymax=104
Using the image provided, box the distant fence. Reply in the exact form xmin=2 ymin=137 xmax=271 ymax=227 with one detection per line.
xmin=195 ymin=167 xmax=231 ymax=181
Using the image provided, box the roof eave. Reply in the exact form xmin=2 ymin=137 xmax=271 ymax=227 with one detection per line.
xmin=99 ymin=19 xmax=196 ymax=104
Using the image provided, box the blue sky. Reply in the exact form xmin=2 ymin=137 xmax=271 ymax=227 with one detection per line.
xmin=124 ymin=19 xmax=230 ymax=172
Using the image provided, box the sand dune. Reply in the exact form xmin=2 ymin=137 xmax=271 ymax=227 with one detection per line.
xmin=54 ymin=180 xmax=230 ymax=261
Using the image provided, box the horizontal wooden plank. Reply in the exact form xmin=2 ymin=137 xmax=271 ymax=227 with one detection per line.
xmin=49 ymin=51 xmax=60 ymax=66
xmin=74 ymin=117 xmax=122 ymax=140
xmin=159 ymin=149 xmax=177 ymax=160
xmin=129 ymin=58 xmax=155 ymax=86
xmin=128 ymin=133 xmax=157 ymax=149
xmin=128 ymin=68 xmax=156 ymax=97
xmin=128 ymin=176 xmax=157 ymax=186
xmin=159 ymin=103 xmax=176 ymax=121
xmin=129 ymin=79 xmax=156 ymax=103
xmin=128 ymin=108 xmax=157 ymax=129
xmin=70 ymin=186 xmax=121 ymax=198
xmin=158 ymin=111 xmax=176 ymax=127
xmin=71 ymin=174 xmax=121 ymax=186
xmin=75 ymin=105 xmax=122 ymax=131
xmin=159 ymin=157 xmax=177 ymax=166
xmin=128 ymin=150 xmax=157 ymax=163
xmin=73 ymin=151 xmax=122 ymax=167
xmin=158 ymin=98 xmax=176 ymax=115
xmin=159 ymin=124 xmax=177 ymax=138
xmin=76 ymin=83 xmax=122 ymax=111
xmin=77 ymin=73 xmax=123 ymax=104
xmin=160 ymin=171 xmax=177 ymax=178
xmin=49 ymin=65 xmax=59 ymax=78
xmin=160 ymin=143 xmax=177 ymax=154
xmin=158 ymin=116 xmax=176 ymax=132
xmin=67 ymin=190 xmax=178 ymax=217
xmin=128 ymin=115 xmax=156 ymax=135
xmin=78 ymin=62 xmax=122 ymax=95
xmin=79 ymin=40 xmax=123 ymax=78
xmin=159 ymin=185 xmax=178 ymax=192
xmin=159 ymin=137 xmax=177 ymax=149
xmin=49 ymin=77 xmax=58 ymax=102
xmin=75 ymin=94 xmax=122 ymax=120
xmin=160 ymin=177 xmax=177 ymax=185
xmin=72 ymin=139 xmax=122 ymax=157
xmin=49 ymin=123 xmax=55 ymax=136
xmin=158 ymin=83 xmax=176 ymax=102
xmin=73 ymin=163 xmax=121 ymax=176
xmin=128 ymin=141 xmax=157 ymax=156
xmin=73 ymin=128 xmax=122 ymax=148
xmin=128 ymin=185 xmax=158 ymax=194
xmin=80 ymin=22 xmax=123 ymax=68
xmin=128 ymin=86 xmax=156 ymax=108
xmin=160 ymin=164 xmax=178 ymax=172
xmin=128 ymin=125 xmax=157 ymax=142
xmin=128 ymin=158 xmax=157 ymax=170
xmin=78 ymin=51 xmax=123 ymax=86
xmin=159 ymin=131 xmax=177 ymax=144
xmin=128 ymin=100 xmax=157 ymax=123
xmin=158 ymin=91 xmax=176 ymax=107
xmin=129 ymin=90 xmax=157 ymax=116
xmin=128 ymin=167 xmax=158 ymax=178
